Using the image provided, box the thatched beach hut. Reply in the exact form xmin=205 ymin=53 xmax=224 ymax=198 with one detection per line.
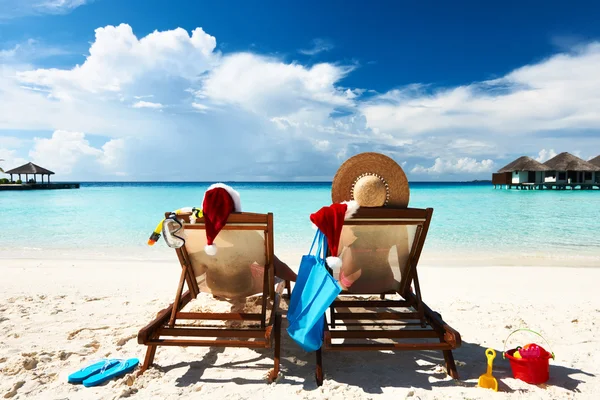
xmin=492 ymin=156 xmax=551 ymax=185
xmin=543 ymin=152 xmax=600 ymax=185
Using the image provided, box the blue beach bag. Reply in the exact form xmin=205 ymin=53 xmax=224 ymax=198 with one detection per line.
xmin=287 ymin=230 xmax=342 ymax=352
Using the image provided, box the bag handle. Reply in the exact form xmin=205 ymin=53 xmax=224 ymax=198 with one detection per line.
xmin=502 ymin=328 xmax=555 ymax=359
xmin=320 ymin=231 xmax=328 ymax=261
xmin=308 ymin=230 xmax=320 ymax=255
xmin=309 ymin=230 xmax=325 ymax=260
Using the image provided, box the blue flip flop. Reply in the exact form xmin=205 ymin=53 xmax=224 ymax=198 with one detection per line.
xmin=68 ymin=359 xmax=120 ymax=384
xmin=82 ymin=358 xmax=140 ymax=387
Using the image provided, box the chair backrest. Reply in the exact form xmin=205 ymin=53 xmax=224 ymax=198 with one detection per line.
xmin=167 ymin=212 xmax=275 ymax=299
xmin=332 ymin=207 xmax=433 ymax=295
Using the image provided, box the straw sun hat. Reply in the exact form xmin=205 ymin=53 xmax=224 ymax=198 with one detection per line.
xmin=331 ymin=152 xmax=410 ymax=208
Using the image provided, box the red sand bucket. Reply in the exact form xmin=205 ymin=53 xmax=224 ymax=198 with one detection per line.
xmin=503 ymin=328 xmax=555 ymax=384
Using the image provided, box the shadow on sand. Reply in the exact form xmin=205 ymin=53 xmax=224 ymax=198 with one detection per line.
xmin=149 ymin=317 xmax=594 ymax=394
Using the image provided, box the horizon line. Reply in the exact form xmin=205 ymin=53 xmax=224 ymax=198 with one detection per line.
xmin=48 ymin=180 xmax=493 ymax=184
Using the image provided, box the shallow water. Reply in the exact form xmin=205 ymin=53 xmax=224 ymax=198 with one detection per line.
xmin=1 ymin=182 xmax=599 ymax=264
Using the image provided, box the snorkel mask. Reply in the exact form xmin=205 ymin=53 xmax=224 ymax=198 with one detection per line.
xmin=147 ymin=207 xmax=202 ymax=248
xmin=162 ymin=214 xmax=185 ymax=248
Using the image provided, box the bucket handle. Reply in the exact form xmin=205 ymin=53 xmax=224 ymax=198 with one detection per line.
xmin=502 ymin=328 xmax=555 ymax=360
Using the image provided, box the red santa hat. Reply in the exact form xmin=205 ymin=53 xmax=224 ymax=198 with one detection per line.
xmin=309 ymin=200 xmax=359 ymax=269
xmin=201 ymin=183 xmax=242 ymax=255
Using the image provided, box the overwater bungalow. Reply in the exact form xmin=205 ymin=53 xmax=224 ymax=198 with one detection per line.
xmin=492 ymin=156 xmax=551 ymax=188
xmin=492 ymin=152 xmax=600 ymax=190
xmin=543 ymin=152 xmax=599 ymax=186
xmin=0 ymin=162 xmax=79 ymax=191
xmin=590 ymin=156 xmax=600 ymax=183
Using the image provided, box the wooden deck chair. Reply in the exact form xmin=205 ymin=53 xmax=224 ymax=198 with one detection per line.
xmin=137 ymin=212 xmax=286 ymax=382
xmin=314 ymin=207 xmax=461 ymax=385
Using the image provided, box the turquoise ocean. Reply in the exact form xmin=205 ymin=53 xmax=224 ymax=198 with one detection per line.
xmin=1 ymin=182 xmax=599 ymax=265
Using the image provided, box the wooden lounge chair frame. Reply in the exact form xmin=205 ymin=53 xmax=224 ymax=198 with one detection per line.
xmin=137 ymin=212 xmax=286 ymax=382
xmin=315 ymin=207 xmax=461 ymax=385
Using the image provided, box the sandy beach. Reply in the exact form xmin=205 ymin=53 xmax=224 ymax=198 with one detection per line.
xmin=1 ymin=255 xmax=598 ymax=400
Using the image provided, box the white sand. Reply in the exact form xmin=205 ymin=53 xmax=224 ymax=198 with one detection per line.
xmin=1 ymin=256 xmax=599 ymax=399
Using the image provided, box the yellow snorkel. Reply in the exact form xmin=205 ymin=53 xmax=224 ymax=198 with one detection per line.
xmin=147 ymin=207 xmax=203 ymax=246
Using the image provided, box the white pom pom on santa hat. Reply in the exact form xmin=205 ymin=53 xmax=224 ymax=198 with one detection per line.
xmin=205 ymin=244 xmax=217 ymax=256
xmin=326 ymin=256 xmax=343 ymax=269
xmin=342 ymin=200 xmax=359 ymax=220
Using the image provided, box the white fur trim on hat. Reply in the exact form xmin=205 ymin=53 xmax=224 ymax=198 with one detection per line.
xmin=205 ymin=244 xmax=217 ymax=256
xmin=326 ymin=256 xmax=343 ymax=269
xmin=342 ymin=200 xmax=359 ymax=220
xmin=202 ymin=183 xmax=242 ymax=212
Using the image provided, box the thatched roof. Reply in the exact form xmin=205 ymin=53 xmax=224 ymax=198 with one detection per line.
xmin=5 ymin=162 xmax=55 ymax=175
xmin=543 ymin=152 xmax=600 ymax=172
xmin=497 ymin=156 xmax=551 ymax=173
xmin=589 ymin=155 xmax=600 ymax=168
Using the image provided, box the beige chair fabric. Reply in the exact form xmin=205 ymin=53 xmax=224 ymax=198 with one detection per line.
xmin=335 ymin=224 xmax=417 ymax=294
xmin=183 ymin=227 xmax=267 ymax=299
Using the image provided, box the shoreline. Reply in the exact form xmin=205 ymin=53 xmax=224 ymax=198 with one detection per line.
xmin=1 ymin=248 xmax=599 ymax=268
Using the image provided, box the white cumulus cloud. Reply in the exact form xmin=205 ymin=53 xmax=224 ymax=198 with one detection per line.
xmin=535 ymin=149 xmax=558 ymax=162
xmin=17 ymin=24 xmax=217 ymax=94
xmin=132 ymin=101 xmax=163 ymax=109
xmin=28 ymin=130 xmax=125 ymax=174
xmin=200 ymin=52 xmax=353 ymax=118
xmin=411 ymin=157 xmax=495 ymax=175
xmin=2 ymin=23 xmax=600 ymax=180
xmin=362 ymin=43 xmax=600 ymax=160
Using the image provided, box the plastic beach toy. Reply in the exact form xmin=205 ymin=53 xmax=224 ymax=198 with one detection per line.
xmin=82 ymin=358 xmax=139 ymax=387
xmin=503 ymin=329 xmax=555 ymax=384
xmin=478 ymin=348 xmax=499 ymax=392
xmin=68 ymin=359 xmax=119 ymax=384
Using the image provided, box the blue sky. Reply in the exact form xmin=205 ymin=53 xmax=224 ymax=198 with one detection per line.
xmin=1 ymin=0 xmax=600 ymax=181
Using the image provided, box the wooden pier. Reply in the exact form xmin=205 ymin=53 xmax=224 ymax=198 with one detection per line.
xmin=0 ymin=183 xmax=80 ymax=191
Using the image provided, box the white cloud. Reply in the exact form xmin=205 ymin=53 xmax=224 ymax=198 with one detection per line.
xmin=312 ymin=139 xmax=330 ymax=151
xmin=299 ymin=38 xmax=334 ymax=56
xmin=361 ymin=43 xmax=600 ymax=159
xmin=28 ymin=130 xmax=125 ymax=175
xmin=0 ymin=0 xmax=89 ymax=18
xmin=17 ymin=24 xmax=217 ymax=94
xmin=0 ymin=39 xmax=69 ymax=63
xmin=535 ymin=149 xmax=557 ymax=162
xmin=132 ymin=101 xmax=163 ymax=109
xmin=0 ymin=149 xmax=27 ymax=173
xmin=411 ymin=157 xmax=494 ymax=175
xmin=99 ymin=137 xmax=126 ymax=167
xmin=0 ymin=136 xmax=26 ymax=148
xmin=191 ymin=102 xmax=209 ymax=112
xmin=36 ymin=0 xmax=88 ymax=13
xmin=200 ymin=52 xmax=353 ymax=120
xmin=2 ymin=24 xmax=600 ymax=180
